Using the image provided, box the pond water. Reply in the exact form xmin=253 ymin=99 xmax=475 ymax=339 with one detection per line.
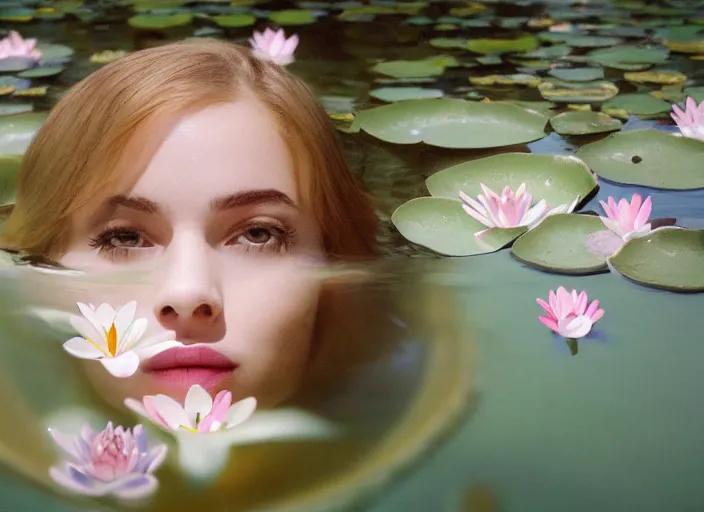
xmin=1 ymin=0 xmax=704 ymax=511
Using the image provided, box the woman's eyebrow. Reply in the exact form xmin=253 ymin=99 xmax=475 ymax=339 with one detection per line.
xmin=210 ymin=189 xmax=297 ymax=210
xmin=108 ymin=195 xmax=159 ymax=214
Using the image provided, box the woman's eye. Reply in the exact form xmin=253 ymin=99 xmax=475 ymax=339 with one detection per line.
xmin=109 ymin=231 xmax=145 ymax=248
xmin=227 ymin=223 xmax=296 ymax=253
xmin=241 ymin=227 xmax=273 ymax=245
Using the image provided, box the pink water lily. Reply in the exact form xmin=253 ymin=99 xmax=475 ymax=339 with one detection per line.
xmin=459 ymin=183 xmax=578 ymax=236
xmin=671 ymin=97 xmax=704 ymax=142
xmin=0 ymin=31 xmax=41 ymax=60
xmin=62 ymin=302 xmax=181 ymax=378
xmin=125 ymin=384 xmax=257 ymax=434
xmin=537 ymin=287 xmax=604 ymax=339
xmin=48 ymin=422 xmax=166 ymax=499
xmin=249 ymin=28 xmax=298 ymax=66
xmin=599 ymin=193 xmax=652 ymax=241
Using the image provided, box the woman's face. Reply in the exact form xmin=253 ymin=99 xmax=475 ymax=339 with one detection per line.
xmin=58 ymin=97 xmax=324 ymax=409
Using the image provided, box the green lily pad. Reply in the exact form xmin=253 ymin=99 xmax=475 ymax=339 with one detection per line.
xmin=391 ymin=197 xmax=526 ymax=257
xmin=601 ymin=94 xmax=672 ymax=117
xmin=539 ymin=80 xmax=619 ymax=103
xmin=355 ymin=99 xmax=549 ymax=149
xmin=0 ymin=8 xmax=34 ymax=22
xmin=564 ymin=35 xmax=624 ymax=48
xmin=577 ymin=130 xmax=704 ymax=189
xmin=17 ymin=66 xmax=64 ymax=78
xmin=0 ymin=113 xmax=47 ymax=154
xmin=476 ymin=55 xmax=502 ymax=65
xmin=429 ymin=38 xmax=468 ymax=49
xmin=0 ymin=154 xmax=21 ymax=206
xmin=467 ymin=35 xmax=539 ymax=55
xmin=0 ymin=104 xmax=33 ymax=116
xmin=0 ymin=57 xmax=35 ymax=73
xmin=36 ymin=44 xmax=75 ymax=62
xmin=548 ymin=67 xmax=604 ymax=82
xmin=684 ymin=86 xmax=704 ymax=102
xmin=211 ymin=14 xmax=255 ymax=27
xmin=369 ymin=87 xmax=443 ymax=102
xmin=370 ymin=58 xmax=447 ymax=79
xmin=549 ymin=111 xmax=623 ymax=135
xmin=268 ymin=9 xmax=316 ymax=25
xmin=522 ymin=44 xmax=572 ymax=59
xmin=588 ymin=45 xmax=670 ymax=68
xmin=128 ymin=13 xmax=194 ymax=29
xmin=425 ymin=153 xmax=597 ymax=206
xmin=511 ymin=214 xmax=609 ymax=274
xmin=469 ymin=74 xmax=542 ymax=87
xmin=609 ymin=228 xmax=704 ymax=292
xmin=624 ymin=70 xmax=687 ymax=85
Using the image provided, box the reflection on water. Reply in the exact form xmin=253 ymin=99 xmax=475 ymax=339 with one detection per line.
xmin=0 ymin=258 xmax=475 ymax=511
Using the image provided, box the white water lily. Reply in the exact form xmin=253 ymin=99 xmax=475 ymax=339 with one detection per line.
xmin=63 ymin=302 xmax=181 ymax=378
xmin=124 ymin=385 xmax=257 ymax=434
xmin=125 ymin=385 xmax=340 ymax=481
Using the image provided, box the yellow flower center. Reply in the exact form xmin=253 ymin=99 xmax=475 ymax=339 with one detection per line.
xmin=107 ymin=323 xmax=118 ymax=356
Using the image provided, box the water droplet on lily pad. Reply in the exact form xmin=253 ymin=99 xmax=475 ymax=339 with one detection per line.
xmin=355 ymin=99 xmax=548 ymax=149
xmin=577 ymin=130 xmax=704 ymax=189
xmin=609 ymin=228 xmax=704 ymax=292
xmin=512 ymin=214 xmax=610 ymax=274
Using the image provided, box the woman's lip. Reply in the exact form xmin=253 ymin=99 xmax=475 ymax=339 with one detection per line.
xmin=143 ymin=346 xmax=237 ymax=372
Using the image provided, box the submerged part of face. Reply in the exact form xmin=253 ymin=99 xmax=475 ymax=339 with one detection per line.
xmin=59 ymin=96 xmax=324 ymax=409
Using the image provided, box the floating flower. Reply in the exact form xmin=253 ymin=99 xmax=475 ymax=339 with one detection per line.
xmin=62 ymin=302 xmax=181 ymax=378
xmin=459 ymin=183 xmax=578 ymax=236
xmin=599 ymin=193 xmax=652 ymax=241
xmin=0 ymin=31 xmax=41 ymax=61
xmin=249 ymin=28 xmax=298 ymax=66
xmin=49 ymin=422 xmax=166 ymax=499
xmin=125 ymin=384 xmax=257 ymax=434
xmin=537 ymin=286 xmax=604 ymax=339
xmin=671 ymin=96 xmax=704 ymax=142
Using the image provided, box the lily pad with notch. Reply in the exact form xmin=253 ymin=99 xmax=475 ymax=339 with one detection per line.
xmin=576 ymin=130 xmax=704 ymax=189
xmin=17 ymin=66 xmax=64 ymax=79
xmin=355 ymin=99 xmax=549 ymax=149
xmin=511 ymin=213 xmax=610 ymax=274
xmin=608 ymin=228 xmax=704 ymax=292
xmin=391 ymin=197 xmax=526 ymax=257
xmin=587 ymin=44 xmax=669 ymax=69
xmin=549 ymin=111 xmax=623 ymax=135
xmin=425 ymin=153 xmax=597 ymax=207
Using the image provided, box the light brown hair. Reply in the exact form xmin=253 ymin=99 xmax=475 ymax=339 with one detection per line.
xmin=1 ymin=38 xmax=377 ymax=260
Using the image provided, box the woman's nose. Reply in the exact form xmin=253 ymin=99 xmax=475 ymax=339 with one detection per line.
xmin=153 ymin=235 xmax=224 ymax=341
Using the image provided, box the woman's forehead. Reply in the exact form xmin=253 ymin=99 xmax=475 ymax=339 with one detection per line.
xmin=129 ymin=101 xmax=300 ymax=210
